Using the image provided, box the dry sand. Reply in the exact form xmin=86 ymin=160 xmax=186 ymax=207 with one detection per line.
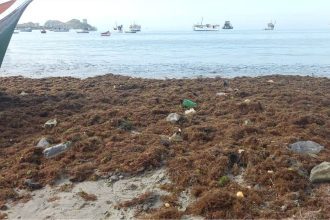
xmin=4 ymin=169 xmax=172 ymax=219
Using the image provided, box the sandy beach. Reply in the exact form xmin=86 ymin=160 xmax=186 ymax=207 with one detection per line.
xmin=0 ymin=74 xmax=329 ymax=219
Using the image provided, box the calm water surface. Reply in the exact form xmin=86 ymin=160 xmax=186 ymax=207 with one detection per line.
xmin=1 ymin=30 xmax=330 ymax=78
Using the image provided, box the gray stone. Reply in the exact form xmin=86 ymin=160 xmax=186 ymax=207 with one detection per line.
xmin=110 ymin=175 xmax=119 ymax=182
xmin=166 ymin=113 xmax=181 ymax=123
xmin=43 ymin=142 xmax=72 ymax=159
xmin=310 ymin=162 xmax=330 ymax=183
xmin=24 ymin=179 xmax=42 ymax=190
xmin=36 ymin=137 xmax=51 ymax=149
xmin=289 ymin=141 xmax=324 ymax=154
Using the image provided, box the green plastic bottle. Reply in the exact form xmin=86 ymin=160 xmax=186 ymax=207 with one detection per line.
xmin=182 ymin=99 xmax=197 ymax=108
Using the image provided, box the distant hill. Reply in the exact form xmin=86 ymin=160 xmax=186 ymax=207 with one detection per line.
xmin=16 ymin=22 xmax=41 ymax=30
xmin=44 ymin=20 xmax=68 ymax=30
xmin=17 ymin=19 xmax=97 ymax=31
xmin=65 ymin=19 xmax=97 ymax=31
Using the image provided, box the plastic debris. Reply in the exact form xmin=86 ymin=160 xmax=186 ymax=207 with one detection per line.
xmin=166 ymin=113 xmax=181 ymax=123
xmin=238 ymin=149 xmax=245 ymax=154
xmin=216 ymin=92 xmax=227 ymax=97
xmin=36 ymin=137 xmax=51 ymax=149
xmin=44 ymin=119 xmax=58 ymax=128
xmin=20 ymin=91 xmax=28 ymax=96
xmin=185 ymin=108 xmax=196 ymax=116
xmin=182 ymin=99 xmax=197 ymax=109
xmin=236 ymin=191 xmax=244 ymax=198
xmin=244 ymin=119 xmax=253 ymax=126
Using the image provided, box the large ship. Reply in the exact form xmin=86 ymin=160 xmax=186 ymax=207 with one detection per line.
xmin=193 ymin=18 xmax=220 ymax=31
xmin=0 ymin=0 xmax=34 ymax=67
xmin=223 ymin=21 xmax=233 ymax=29
xmin=265 ymin=21 xmax=275 ymax=30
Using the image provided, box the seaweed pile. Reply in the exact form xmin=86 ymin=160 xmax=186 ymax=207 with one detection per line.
xmin=0 ymin=74 xmax=329 ymax=219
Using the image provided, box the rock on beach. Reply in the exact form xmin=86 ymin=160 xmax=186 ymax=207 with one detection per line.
xmin=310 ymin=162 xmax=330 ymax=183
xmin=289 ymin=141 xmax=324 ymax=154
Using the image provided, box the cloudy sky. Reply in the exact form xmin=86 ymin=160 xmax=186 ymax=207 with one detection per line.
xmin=19 ymin=0 xmax=330 ymax=30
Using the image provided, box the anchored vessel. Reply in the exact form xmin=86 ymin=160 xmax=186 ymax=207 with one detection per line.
xmin=193 ymin=18 xmax=219 ymax=31
xmin=129 ymin=23 xmax=141 ymax=32
xmin=101 ymin=30 xmax=111 ymax=36
xmin=113 ymin=23 xmax=123 ymax=33
xmin=0 ymin=0 xmax=33 ymax=67
xmin=223 ymin=21 xmax=233 ymax=29
xmin=265 ymin=22 xmax=275 ymax=30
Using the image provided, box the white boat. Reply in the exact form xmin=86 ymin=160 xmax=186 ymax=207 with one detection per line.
xmin=77 ymin=29 xmax=89 ymax=34
xmin=193 ymin=18 xmax=220 ymax=31
xmin=0 ymin=0 xmax=33 ymax=67
xmin=129 ymin=23 xmax=141 ymax=32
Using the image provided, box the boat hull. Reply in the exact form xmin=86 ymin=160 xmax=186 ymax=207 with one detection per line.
xmin=193 ymin=28 xmax=219 ymax=31
xmin=0 ymin=0 xmax=33 ymax=67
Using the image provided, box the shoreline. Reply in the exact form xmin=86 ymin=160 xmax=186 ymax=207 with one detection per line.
xmin=0 ymin=74 xmax=329 ymax=219
xmin=0 ymin=72 xmax=329 ymax=80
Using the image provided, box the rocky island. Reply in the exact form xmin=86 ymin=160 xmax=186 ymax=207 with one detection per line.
xmin=16 ymin=19 xmax=97 ymax=31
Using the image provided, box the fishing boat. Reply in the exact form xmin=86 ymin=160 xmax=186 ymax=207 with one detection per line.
xmin=40 ymin=28 xmax=46 ymax=34
xmin=0 ymin=0 xmax=33 ymax=67
xmin=223 ymin=21 xmax=233 ymax=29
xmin=113 ymin=23 xmax=123 ymax=33
xmin=129 ymin=23 xmax=141 ymax=32
xmin=193 ymin=18 xmax=220 ymax=31
xmin=265 ymin=21 xmax=275 ymax=30
xmin=101 ymin=30 xmax=111 ymax=36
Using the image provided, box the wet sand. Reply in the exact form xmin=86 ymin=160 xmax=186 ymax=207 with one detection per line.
xmin=0 ymin=74 xmax=329 ymax=219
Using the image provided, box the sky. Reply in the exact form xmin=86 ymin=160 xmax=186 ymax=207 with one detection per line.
xmin=19 ymin=0 xmax=330 ymax=31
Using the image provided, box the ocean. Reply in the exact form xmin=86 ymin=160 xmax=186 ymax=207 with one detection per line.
xmin=1 ymin=29 xmax=330 ymax=79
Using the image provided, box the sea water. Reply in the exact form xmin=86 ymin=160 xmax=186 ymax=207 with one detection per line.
xmin=1 ymin=30 xmax=330 ymax=79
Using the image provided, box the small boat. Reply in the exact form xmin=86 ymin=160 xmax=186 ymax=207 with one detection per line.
xmin=125 ymin=30 xmax=137 ymax=34
xmin=223 ymin=21 xmax=233 ymax=29
xmin=129 ymin=23 xmax=141 ymax=32
xmin=0 ymin=0 xmax=34 ymax=67
xmin=77 ymin=29 xmax=89 ymax=34
xmin=101 ymin=31 xmax=111 ymax=36
xmin=41 ymin=29 xmax=47 ymax=34
xmin=193 ymin=18 xmax=220 ymax=31
xmin=113 ymin=23 xmax=123 ymax=33
xmin=20 ymin=27 xmax=32 ymax=32
xmin=265 ymin=21 xmax=275 ymax=30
